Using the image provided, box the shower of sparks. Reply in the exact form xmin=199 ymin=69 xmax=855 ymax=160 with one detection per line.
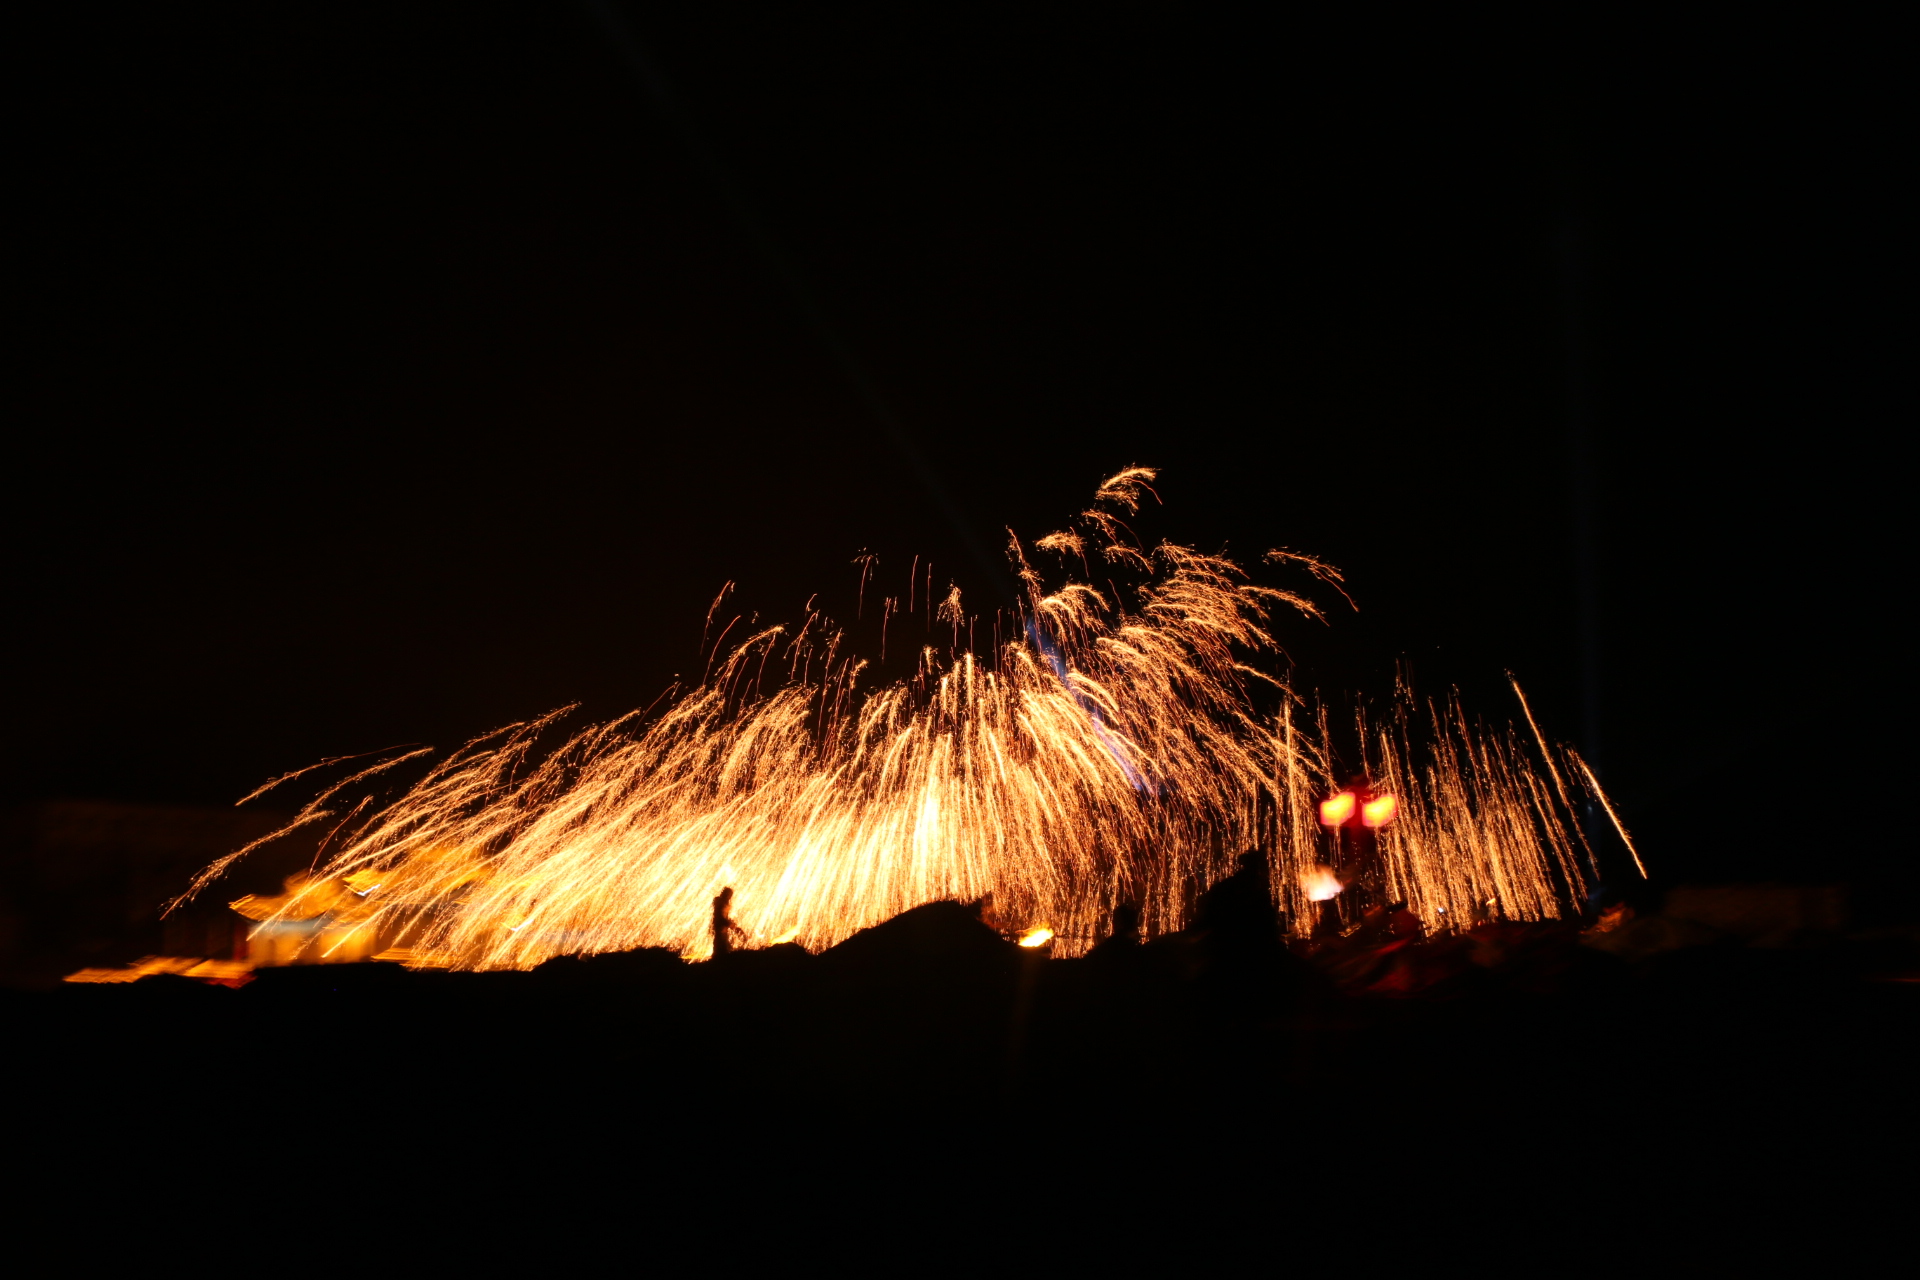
xmin=174 ymin=470 xmax=1623 ymax=968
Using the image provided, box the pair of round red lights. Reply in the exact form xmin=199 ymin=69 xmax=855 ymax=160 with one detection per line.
xmin=1318 ymin=791 xmax=1397 ymax=829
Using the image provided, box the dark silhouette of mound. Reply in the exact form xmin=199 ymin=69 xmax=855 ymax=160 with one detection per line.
xmin=819 ymin=899 xmax=1016 ymax=978
xmin=1194 ymin=849 xmax=1280 ymax=945
xmin=10 ymin=885 xmax=1914 ymax=1221
xmin=532 ymin=945 xmax=687 ymax=988
xmin=803 ymin=901 xmax=1020 ymax=1108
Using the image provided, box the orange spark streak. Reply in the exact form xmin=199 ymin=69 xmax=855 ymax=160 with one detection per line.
xmin=1508 ymin=674 xmax=1576 ymax=815
xmin=1568 ymin=749 xmax=1649 ymax=879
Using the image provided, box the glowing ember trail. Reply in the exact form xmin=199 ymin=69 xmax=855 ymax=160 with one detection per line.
xmin=174 ymin=470 xmax=1624 ymax=966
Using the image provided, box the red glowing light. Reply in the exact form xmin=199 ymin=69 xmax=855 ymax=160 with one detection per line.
xmin=1319 ymin=792 xmax=1356 ymax=826
xmin=1362 ymin=794 xmax=1398 ymax=828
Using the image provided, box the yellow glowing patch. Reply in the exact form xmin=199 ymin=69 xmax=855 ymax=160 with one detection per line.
xmin=1319 ymin=791 xmax=1356 ymax=826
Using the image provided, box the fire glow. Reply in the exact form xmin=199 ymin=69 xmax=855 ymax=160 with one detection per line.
xmin=172 ymin=469 xmax=1627 ymax=968
xmin=1362 ymin=794 xmax=1397 ymax=828
xmin=1299 ymin=865 xmax=1344 ymax=903
xmin=1318 ymin=792 xmax=1356 ymax=827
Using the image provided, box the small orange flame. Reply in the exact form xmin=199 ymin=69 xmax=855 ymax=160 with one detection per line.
xmin=768 ymin=927 xmax=802 ymax=945
xmin=1361 ymin=794 xmax=1398 ymax=827
xmin=1017 ymin=926 xmax=1055 ymax=948
xmin=1319 ymin=791 xmax=1356 ymax=826
xmin=1588 ymin=903 xmax=1633 ymax=934
xmin=1300 ymin=864 xmax=1344 ymax=902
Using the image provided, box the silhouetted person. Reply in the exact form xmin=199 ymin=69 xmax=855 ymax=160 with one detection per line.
xmin=1193 ymin=848 xmax=1313 ymax=1013
xmin=1195 ymin=849 xmax=1280 ymax=951
xmin=711 ymin=886 xmax=746 ymax=958
xmin=1089 ymin=901 xmax=1142 ymax=958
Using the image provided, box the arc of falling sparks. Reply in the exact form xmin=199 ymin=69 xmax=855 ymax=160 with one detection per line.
xmin=195 ymin=468 xmax=1606 ymax=966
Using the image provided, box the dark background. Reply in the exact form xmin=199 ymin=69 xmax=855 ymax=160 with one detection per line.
xmin=6 ymin=5 xmax=1904 ymax=917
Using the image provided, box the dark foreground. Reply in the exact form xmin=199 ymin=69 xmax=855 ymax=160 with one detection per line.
xmin=9 ymin=901 xmax=1917 ymax=1236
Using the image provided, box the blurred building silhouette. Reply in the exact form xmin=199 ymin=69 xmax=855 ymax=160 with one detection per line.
xmin=0 ymin=800 xmax=316 ymax=987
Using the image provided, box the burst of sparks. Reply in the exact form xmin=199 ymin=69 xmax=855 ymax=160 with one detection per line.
xmin=179 ymin=470 xmax=1619 ymax=967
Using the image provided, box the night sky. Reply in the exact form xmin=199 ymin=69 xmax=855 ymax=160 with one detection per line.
xmin=9 ymin=7 xmax=1902 ymax=903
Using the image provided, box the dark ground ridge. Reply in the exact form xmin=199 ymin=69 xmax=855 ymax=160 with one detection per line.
xmin=12 ymin=898 xmax=1916 ymax=1195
